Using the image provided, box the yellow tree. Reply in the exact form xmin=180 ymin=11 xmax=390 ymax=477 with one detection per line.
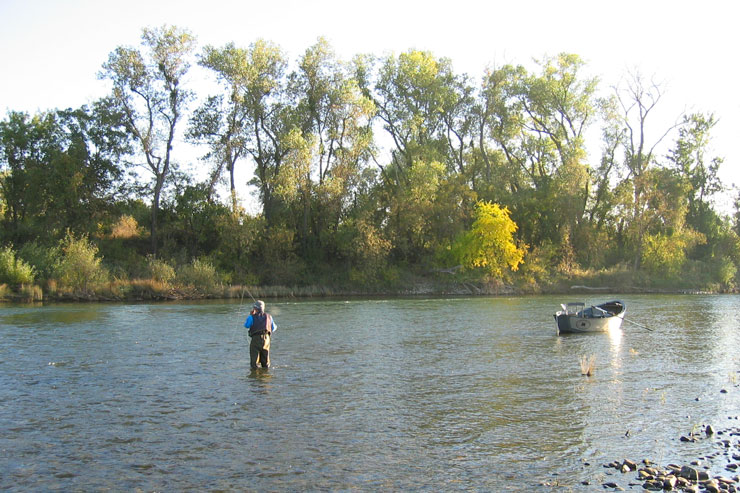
xmin=455 ymin=201 xmax=526 ymax=277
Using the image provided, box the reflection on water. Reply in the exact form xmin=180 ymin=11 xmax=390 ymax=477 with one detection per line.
xmin=0 ymin=295 xmax=738 ymax=491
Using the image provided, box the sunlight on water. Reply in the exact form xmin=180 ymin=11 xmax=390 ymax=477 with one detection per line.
xmin=0 ymin=295 xmax=738 ymax=491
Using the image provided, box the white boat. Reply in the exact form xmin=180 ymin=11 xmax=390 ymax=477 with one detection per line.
xmin=554 ymin=300 xmax=626 ymax=334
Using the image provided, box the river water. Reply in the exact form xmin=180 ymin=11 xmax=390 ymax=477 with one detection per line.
xmin=1 ymin=294 xmax=739 ymax=491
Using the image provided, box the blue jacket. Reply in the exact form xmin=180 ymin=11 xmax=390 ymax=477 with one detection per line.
xmin=244 ymin=311 xmax=277 ymax=335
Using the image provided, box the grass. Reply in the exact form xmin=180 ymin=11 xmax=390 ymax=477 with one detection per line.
xmin=580 ymin=355 xmax=596 ymax=376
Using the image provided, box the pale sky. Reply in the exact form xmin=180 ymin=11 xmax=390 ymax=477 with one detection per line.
xmin=1 ymin=0 xmax=738 ymax=212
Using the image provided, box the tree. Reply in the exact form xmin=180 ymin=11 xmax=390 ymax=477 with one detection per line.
xmin=474 ymin=55 xmax=598 ymax=252
xmin=287 ymin=38 xmax=375 ymax=260
xmin=613 ymin=71 xmax=682 ymax=269
xmin=454 ymin=201 xmax=526 ymax=278
xmin=0 ymin=107 xmax=126 ymax=243
xmin=100 ymin=25 xmax=196 ymax=255
xmin=667 ymin=113 xmax=728 ymax=263
xmin=188 ymin=42 xmax=252 ymax=212
xmin=237 ymin=39 xmax=294 ymax=227
xmin=668 ymin=113 xmax=723 ymax=211
xmin=369 ymin=50 xmax=473 ymax=261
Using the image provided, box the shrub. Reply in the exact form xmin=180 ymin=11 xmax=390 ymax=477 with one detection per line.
xmin=147 ymin=255 xmax=176 ymax=284
xmin=453 ymin=201 xmax=527 ymax=278
xmin=17 ymin=284 xmax=43 ymax=302
xmin=641 ymin=229 xmax=705 ymax=278
xmin=177 ymin=258 xmax=220 ymax=291
xmin=55 ymin=232 xmax=108 ymax=292
xmin=18 ymin=242 xmax=59 ymax=281
xmin=109 ymin=215 xmax=142 ymax=239
xmin=0 ymin=246 xmax=35 ymax=285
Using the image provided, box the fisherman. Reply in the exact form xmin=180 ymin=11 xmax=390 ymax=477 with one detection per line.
xmin=244 ymin=300 xmax=277 ymax=369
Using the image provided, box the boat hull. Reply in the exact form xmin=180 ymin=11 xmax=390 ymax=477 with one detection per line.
xmin=554 ymin=301 xmax=625 ymax=334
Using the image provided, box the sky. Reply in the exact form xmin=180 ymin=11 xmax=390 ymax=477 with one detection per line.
xmin=1 ymin=0 xmax=738 ymax=212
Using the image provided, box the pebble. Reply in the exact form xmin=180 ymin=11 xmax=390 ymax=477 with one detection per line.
xmin=593 ymin=421 xmax=740 ymax=493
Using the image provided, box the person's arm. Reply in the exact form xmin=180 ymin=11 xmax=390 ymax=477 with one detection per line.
xmin=244 ymin=314 xmax=253 ymax=329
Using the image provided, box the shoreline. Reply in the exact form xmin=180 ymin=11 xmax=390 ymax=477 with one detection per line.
xmin=573 ymin=417 xmax=740 ymax=491
xmin=1 ymin=279 xmax=735 ymax=304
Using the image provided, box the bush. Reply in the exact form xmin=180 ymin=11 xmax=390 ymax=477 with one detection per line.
xmin=0 ymin=246 xmax=35 ymax=285
xmin=18 ymin=242 xmax=59 ymax=281
xmin=147 ymin=255 xmax=176 ymax=284
xmin=177 ymin=258 xmax=220 ymax=291
xmin=55 ymin=232 xmax=108 ymax=292
xmin=109 ymin=215 xmax=142 ymax=239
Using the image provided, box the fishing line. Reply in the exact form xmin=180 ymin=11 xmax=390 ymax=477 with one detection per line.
xmin=234 ymin=285 xmax=256 ymax=343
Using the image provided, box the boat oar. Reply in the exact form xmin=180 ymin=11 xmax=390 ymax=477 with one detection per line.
xmin=623 ymin=318 xmax=653 ymax=331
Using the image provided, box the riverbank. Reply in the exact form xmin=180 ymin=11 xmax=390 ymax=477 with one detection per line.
xmin=1 ymin=272 xmax=736 ymax=303
xmin=583 ymin=419 xmax=739 ymax=491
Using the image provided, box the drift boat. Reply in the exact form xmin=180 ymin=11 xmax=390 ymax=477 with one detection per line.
xmin=554 ymin=300 xmax=626 ymax=334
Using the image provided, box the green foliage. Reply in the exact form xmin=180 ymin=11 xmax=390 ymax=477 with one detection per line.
xmin=177 ymin=258 xmax=221 ymax=291
xmin=55 ymin=232 xmax=108 ymax=292
xmin=1 ymin=36 xmax=739 ymax=295
xmin=641 ymin=229 xmax=706 ymax=278
xmin=147 ymin=255 xmax=176 ymax=284
xmin=0 ymin=108 xmax=126 ymax=244
xmin=0 ymin=246 xmax=35 ymax=285
xmin=17 ymin=242 xmax=59 ymax=281
xmin=454 ymin=201 xmax=527 ymax=278
xmin=337 ymin=217 xmax=392 ymax=283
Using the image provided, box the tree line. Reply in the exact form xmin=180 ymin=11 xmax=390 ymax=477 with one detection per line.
xmin=1 ymin=25 xmax=739 ymax=298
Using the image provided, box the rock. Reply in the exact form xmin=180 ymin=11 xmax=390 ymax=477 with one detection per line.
xmin=704 ymin=479 xmax=721 ymax=493
xmin=676 ymin=477 xmax=691 ymax=488
xmin=644 ymin=467 xmax=661 ymax=476
xmin=663 ymin=476 xmax=677 ymax=490
xmin=680 ymin=465 xmax=700 ymax=480
xmin=622 ymin=459 xmax=637 ymax=471
xmin=638 ymin=469 xmax=653 ymax=480
xmin=707 ymin=424 xmax=716 ymax=435
xmin=642 ymin=479 xmax=663 ymax=491
xmin=602 ymin=481 xmax=619 ymax=488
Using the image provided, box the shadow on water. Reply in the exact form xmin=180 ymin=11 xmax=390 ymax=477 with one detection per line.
xmin=247 ymin=368 xmax=273 ymax=380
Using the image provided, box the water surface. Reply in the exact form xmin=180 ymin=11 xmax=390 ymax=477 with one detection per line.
xmin=1 ymin=295 xmax=739 ymax=490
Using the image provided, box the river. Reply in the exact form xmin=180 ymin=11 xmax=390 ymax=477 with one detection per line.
xmin=1 ymin=294 xmax=739 ymax=491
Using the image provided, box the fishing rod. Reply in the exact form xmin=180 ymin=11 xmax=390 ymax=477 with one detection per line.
xmin=234 ymin=285 xmax=258 ymax=342
xmin=240 ymin=284 xmax=256 ymax=304
xmin=622 ymin=318 xmax=653 ymax=331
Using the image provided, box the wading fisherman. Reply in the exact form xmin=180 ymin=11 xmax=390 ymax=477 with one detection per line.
xmin=244 ymin=300 xmax=277 ymax=369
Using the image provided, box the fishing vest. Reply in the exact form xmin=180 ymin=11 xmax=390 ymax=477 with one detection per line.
xmin=249 ymin=312 xmax=272 ymax=337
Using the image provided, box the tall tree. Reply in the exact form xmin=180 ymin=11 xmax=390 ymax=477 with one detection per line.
xmin=475 ymin=55 xmax=597 ymax=249
xmin=0 ymin=107 xmax=126 ymax=243
xmin=667 ymin=113 xmax=722 ymax=211
xmin=667 ymin=112 xmax=725 ymax=260
xmin=100 ymin=25 xmax=196 ymax=255
xmin=188 ymin=43 xmax=252 ymax=212
xmin=614 ymin=71 xmax=681 ymax=269
xmin=237 ymin=39 xmax=294 ymax=227
xmin=287 ymin=38 xmax=375 ymax=259
xmin=368 ymin=50 xmax=470 ymax=261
